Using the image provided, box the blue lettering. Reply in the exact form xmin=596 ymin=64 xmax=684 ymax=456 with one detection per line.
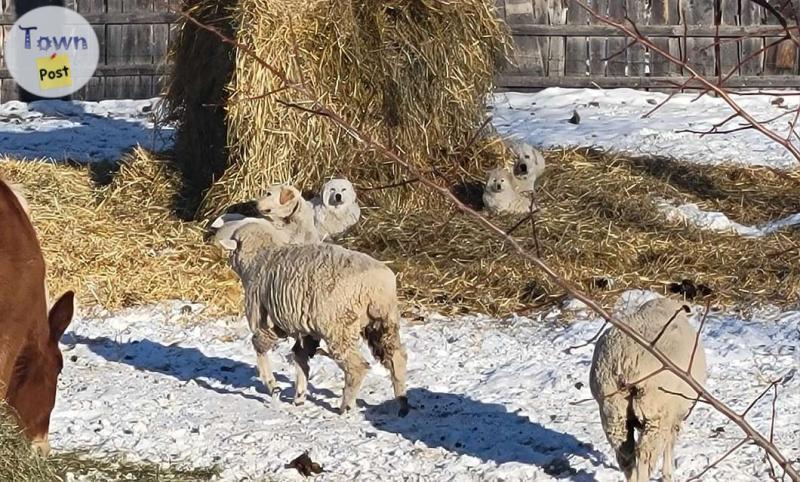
xmin=37 ymin=36 xmax=51 ymax=51
xmin=52 ymin=36 xmax=72 ymax=50
xmin=74 ymin=36 xmax=88 ymax=50
xmin=18 ymin=25 xmax=37 ymax=49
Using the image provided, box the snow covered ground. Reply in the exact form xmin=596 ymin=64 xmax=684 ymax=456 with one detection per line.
xmin=0 ymin=98 xmax=171 ymax=162
xmin=491 ymin=88 xmax=800 ymax=170
xmin=50 ymin=291 xmax=800 ymax=481
xmin=2 ymin=91 xmax=798 ymax=480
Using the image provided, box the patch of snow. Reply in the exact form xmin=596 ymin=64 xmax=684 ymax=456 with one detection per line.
xmin=50 ymin=294 xmax=800 ymax=481
xmin=656 ymin=198 xmax=800 ymax=237
xmin=491 ymin=88 xmax=800 ymax=170
xmin=0 ymin=98 xmax=172 ymax=162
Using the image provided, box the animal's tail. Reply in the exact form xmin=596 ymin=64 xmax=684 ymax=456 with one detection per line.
xmin=618 ymin=389 xmax=643 ymax=477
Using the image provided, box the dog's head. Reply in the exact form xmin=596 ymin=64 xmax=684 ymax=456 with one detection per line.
xmin=256 ymin=184 xmax=302 ymax=219
xmin=509 ymin=141 xmax=542 ymax=180
xmin=485 ymin=168 xmax=511 ymax=193
xmin=321 ymin=178 xmax=357 ymax=209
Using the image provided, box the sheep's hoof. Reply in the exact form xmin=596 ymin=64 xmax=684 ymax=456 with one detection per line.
xmin=398 ymin=396 xmax=410 ymax=417
xmin=338 ymin=404 xmax=353 ymax=415
xmin=293 ymin=396 xmax=306 ymax=406
xmin=269 ymin=387 xmax=281 ymax=399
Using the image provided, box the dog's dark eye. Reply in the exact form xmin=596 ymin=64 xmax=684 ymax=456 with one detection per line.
xmin=524 ymin=155 xmax=530 ymax=159
xmin=266 ymin=192 xmax=272 ymax=197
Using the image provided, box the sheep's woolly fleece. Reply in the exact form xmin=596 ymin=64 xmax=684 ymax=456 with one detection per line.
xmin=51 ymin=290 xmax=799 ymax=481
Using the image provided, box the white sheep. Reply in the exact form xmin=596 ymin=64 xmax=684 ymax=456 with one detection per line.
xmin=310 ymin=178 xmax=361 ymax=241
xmin=254 ymin=183 xmax=321 ymax=244
xmin=221 ymin=222 xmax=409 ymax=417
xmin=507 ymin=140 xmax=546 ymax=195
xmin=482 ymin=167 xmax=534 ymax=215
xmin=589 ymin=297 xmax=708 ymax=482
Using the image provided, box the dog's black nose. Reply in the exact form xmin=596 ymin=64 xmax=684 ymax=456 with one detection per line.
xmin=515 ymin=162 xmax=528 ymax=175
xmin=334 ymin=193 xmax=342 ymax=202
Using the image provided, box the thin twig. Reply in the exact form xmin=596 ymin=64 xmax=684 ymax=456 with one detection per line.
xmin=687 ymin=438 xmax=750 ymax=481
xmin=564 ymin=321 xmax=609 ymax=354
xmin=180 ymin=9 xmax=800 ymax=480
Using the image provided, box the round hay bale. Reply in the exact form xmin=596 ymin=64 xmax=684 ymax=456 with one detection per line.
xmin=166 ymin=0 xmax=510 ymax=216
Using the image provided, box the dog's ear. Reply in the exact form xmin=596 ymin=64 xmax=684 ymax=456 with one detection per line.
xmin=280 ymin=186 xmax=296 ymax=206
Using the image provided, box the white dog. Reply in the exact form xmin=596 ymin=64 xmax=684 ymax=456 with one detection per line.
xmin=311 ymin=178 xmax=361 ymax=241
xmin=482 ymin=167 xmax=533 ymax=215
xmin=255 ymin=184 xmax=321 ymax=244
xmin=508 ymin=140 xmax=545 ymax=195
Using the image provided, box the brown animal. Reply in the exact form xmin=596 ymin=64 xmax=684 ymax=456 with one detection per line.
xmin=0 ymin=178 xmax=74 ymax=456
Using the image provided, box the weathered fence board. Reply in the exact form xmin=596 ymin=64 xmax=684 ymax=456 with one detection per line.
xmin=499 ymin=0 xmax=800 ymax=90
xmin=0 ymin=0 xmax=175 ymax=101
xmin=2 ymin=0 xmax=800 ymax=101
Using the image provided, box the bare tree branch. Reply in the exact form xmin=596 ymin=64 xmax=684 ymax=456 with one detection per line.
xmin=179 ymin=9 xmax=800 ymax=480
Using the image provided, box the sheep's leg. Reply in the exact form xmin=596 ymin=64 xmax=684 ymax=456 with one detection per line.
xmin=633 ymin=423 xmax=667 ymax=482
xmin=331 ymin=346 xmax=369 ymax=415
xmin=661 ymin=425 xmax=679 ymax=482
xmin=292 ymin=336 xmax=319 ymax=406
xmin=364 ymin=320 xmax=409 ymax=416
xmin=251 ymin=328 xmax=280 ymax=397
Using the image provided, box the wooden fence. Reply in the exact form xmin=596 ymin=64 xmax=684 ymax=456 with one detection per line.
xmin=0 ymin=0 xmax=177 ymax=101
xmin=1 ymin=0 xmax=799 ymax=101
xmin=497 ymin=0 xmax=800 ymax=90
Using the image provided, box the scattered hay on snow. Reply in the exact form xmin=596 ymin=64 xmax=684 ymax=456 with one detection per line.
xmin=3 ymin=146 xmax=798 ymax=316
xmin=0 ymin=149 xmax=241 ymax=315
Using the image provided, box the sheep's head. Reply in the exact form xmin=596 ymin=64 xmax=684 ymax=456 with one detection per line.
xmin=321 ymin=178 xmax=357 ymax=209
xmin=217 ymin=219 xmax=283 ymax=255
xmin=485 ymin=168 xmax=512 ymax=193
xmin=256 ymin=184 xmax=302 ymax=220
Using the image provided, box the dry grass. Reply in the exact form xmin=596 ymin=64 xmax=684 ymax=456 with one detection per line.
xmin=2 ymin=146 xmax=798 ymax=317
xmin=166 ymin=0 xmax=510 ymax=216
xmin=0 ymin=403 xmax=217 ymax=481
xmin=342 ymin=148 xmax=800 ymax=314
xmin=0 ymin=405 xmax=56 ymax=481
xmin=0 ymin=149 xmax=241 ymax=315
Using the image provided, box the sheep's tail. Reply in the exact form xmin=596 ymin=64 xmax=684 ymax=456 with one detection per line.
xmin=601 ymin=390 xmax=640 ymax=478
xmin=620 ymin=392 xmax=642 ymax=475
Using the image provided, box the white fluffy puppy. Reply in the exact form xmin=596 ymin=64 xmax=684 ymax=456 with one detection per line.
xmin=508 ymin=140 xmax=545 ymax=195
xmin=311 ymin=177 xmax=361 ymax=241
xmin=255 ymin=184 xmax=321 ymax=244
xmin=482 ymin=167 xmax=532 ymax=215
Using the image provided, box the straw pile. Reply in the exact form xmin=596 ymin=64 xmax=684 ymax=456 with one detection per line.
xmin=3 ymin=145 xmax=799 ymax=316
xmin=166 ymin=0 xmax=510 ymax=216
xmin=0 ymin=150 xmax=240 ymax=314
xmin=341 ymin=148 xmax=800 ymax=314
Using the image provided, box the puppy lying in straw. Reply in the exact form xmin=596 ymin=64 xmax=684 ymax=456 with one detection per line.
xmin=507 ymin=140 xmax=546 ymax=195
xmin=310 ymin=177 xmax=361 ymax=241
xmin=482 ymin=167 xmax=534 ymax=215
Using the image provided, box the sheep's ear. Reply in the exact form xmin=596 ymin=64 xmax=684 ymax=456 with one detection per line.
xmin=279 ymin=186 xmax=296 ymax=205
xmin=211 ymin=216 xmax=226 ymax=229
xmin=219 ymin=239 xmax=238 ymax=251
